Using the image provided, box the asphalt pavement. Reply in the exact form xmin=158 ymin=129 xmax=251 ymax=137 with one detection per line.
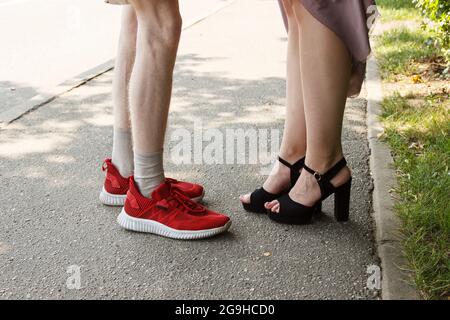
xmin=0 ymin=0 xmax=379 ymax=299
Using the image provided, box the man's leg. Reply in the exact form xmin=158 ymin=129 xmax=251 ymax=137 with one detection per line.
xmin=117 ymin=0 xmax=231 ymax=239
xmin=111 ymin=6 xmax=137 ymax=178
xmin=128 ymin=0 xmax=182 ymax=197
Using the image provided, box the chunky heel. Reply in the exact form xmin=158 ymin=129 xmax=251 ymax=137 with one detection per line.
xmin=334 ymin=178 xmax=352 ymax=222
xmin=269 ymin=157 xmax=351 ymax=225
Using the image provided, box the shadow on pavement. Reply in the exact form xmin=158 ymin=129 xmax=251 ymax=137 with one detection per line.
xmin=0 ymin=53 xmax=377 ymax=299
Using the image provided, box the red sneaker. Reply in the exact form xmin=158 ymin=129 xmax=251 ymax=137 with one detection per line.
xmin=99 ymin=159 xmax=205 ymax=206
xmin=117 ymin=177 xmax=231 ymax=239
xmin=99 ymin=159 xmax=129 ymax=206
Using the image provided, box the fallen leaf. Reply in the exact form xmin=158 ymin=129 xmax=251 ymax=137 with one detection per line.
xmin=412 ymin=75 xmax=423 ymax=84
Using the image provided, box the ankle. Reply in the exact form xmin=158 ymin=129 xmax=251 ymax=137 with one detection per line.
xmin=134 ymin=150 xmax=165 ymax=197
xmin=263 ymin=160 xmax=291 ymax=194
xmin=112 ymin=128 xmax=134 ymax=178
xmin=305 ymin=152 xmax=344 ymax=174
xmin=279 ymin=147 xmax=306 ymax=164
xmin=267 ymin=159 xmax=291 ymax=178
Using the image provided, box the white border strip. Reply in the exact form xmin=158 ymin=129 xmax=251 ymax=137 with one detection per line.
xmin=0 ymin=0 xmax=236 ymax=128
xmin=0 ymin=0 xmax=31 ymax=8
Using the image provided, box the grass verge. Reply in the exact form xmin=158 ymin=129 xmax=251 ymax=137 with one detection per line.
xmin=375 ymin=1 xmax=450 ymax=299
xmin=376 ymin=0 xmax=417 ymax=21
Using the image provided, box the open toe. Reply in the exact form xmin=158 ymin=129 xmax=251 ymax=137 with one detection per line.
xmin=239 ymin=194 xmax=251 ymax=204
xmin=241 ymin=156 xmax=305 ymax=214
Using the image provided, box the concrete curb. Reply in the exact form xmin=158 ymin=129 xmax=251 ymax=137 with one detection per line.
xmin=366 ymin=54 xmax=420 ymax=300
xmin=0 ymin=60 xmax=114 ymax=128
xmin=0 ymin=0 xmax=235 ymax=129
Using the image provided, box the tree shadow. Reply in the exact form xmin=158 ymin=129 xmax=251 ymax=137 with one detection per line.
xmin=0 ymin=81 xmax=43 ymax=116
xmin=0 ymin=53 xmax=377 ymax=299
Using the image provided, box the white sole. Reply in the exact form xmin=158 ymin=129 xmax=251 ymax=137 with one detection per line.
xmin=99 ymin=187 xmax=127 ymax=206
xmin=117 ymin=208 xmax=231 ymax=240
xmin=100 ymin=187 xmax=205 ymax=207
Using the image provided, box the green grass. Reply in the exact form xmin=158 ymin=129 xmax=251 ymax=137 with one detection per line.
xmin=375 ymin=0 xmax=450 ymax=299
xmin=376 ymin=0 xmax=418 ymax=21
xmin=374 ymin=27 xmax=439 ymax=80
xmin=380 ymin=93 xmax=450 ymax=299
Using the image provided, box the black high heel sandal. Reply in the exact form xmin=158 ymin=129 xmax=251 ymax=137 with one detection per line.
xmin=242 ymin=156 xmax=322 ymax=214
xmin=268 ymin=157 xmax=352 ymax=225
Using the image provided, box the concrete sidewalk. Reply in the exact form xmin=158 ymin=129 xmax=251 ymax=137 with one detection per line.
xmin=0 ymin=0 xmax=379 ymax=299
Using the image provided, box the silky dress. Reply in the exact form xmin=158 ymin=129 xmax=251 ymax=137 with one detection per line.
xmin=278 ymin=0 xmax=378 ymax=96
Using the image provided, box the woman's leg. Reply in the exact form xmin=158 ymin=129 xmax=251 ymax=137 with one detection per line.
xmin=278 ymin=0 xmax=308 ymax=166
xmin=111 ymin=6 xmax=137 ymax=178
xmin=128 ymin=0 xmax=182 ymax=197
xmin=240 ymin=0 xmax=307 ymax=204
xmin=267 ymin=1 xmax=351 ymax=213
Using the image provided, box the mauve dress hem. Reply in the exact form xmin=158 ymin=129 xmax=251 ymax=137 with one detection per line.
xmin=278 ymin=0 xmax=377 ymax=97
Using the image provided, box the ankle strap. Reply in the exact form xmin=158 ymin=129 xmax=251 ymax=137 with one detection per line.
xmin=278 ymin=156 xmax=305 ymax=169
xmin=278 ymin=156 xmax=305 ymax=186
xmin=303 ymin=158 xmax=347 ymax=199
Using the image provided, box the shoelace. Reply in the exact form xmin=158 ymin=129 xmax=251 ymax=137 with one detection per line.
xmin=160 ymin=187 xmax=206 ymax=215
xmin=165 ymin=177 xmax=190 ymax=194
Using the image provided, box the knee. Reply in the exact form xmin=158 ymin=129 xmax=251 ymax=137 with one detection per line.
xmin=283 ymin=0 xmax=303 ymax=28
xmin=118 ymin=8 xmax=137 ymax=52
xmin=282 ymin=0 xmax=296 ymax=20
xmin=120 ymin=7 xmax=137 ymax=38
xmin=119 ymin=27 xmax=137 ymax=53
xmin=139 ymin=13 xmax=182 ymax=52
xmin=122 ymin=21 xmax=137 ymax=41
xmin=160 ymin=14 xmax=182 ymax=48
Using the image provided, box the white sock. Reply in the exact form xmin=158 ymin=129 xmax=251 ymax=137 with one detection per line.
xmin=111 ymin=128 xmax=134 ymax=178
xmin=134 ymin=150 xmax=165 ymax=197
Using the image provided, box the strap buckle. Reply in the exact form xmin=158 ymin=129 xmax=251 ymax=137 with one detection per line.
xmin=313 ymin=172 xmax=322 ymax=181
